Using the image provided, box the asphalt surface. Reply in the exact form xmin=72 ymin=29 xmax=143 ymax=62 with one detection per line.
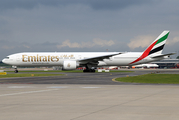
xmin=0 ymin=69 xmax=179 ymax=84
xmin=1 ymin=84 xmax=179 ymax=120
xmin=1 ymin=69 xmax=179 ymax=120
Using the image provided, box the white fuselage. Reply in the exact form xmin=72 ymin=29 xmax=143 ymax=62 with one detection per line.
xmin=2 ymin=52 xmax=163 ymax=67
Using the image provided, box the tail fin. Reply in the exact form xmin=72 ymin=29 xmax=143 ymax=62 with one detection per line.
xmin=130 ymin=31 xmax=169 ymax=64
xmin=147 ymin=30 xmax=169 ymax=56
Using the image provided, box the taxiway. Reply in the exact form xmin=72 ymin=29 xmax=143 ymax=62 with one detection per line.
xmin=1 ymin=69 xmax=178 ymax=84
xmin=0 ymin=69 xmax=179 ymax=120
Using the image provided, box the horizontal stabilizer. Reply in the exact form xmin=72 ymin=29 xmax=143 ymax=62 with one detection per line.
xmin=151 ymin=53 xmax=176 ymax=58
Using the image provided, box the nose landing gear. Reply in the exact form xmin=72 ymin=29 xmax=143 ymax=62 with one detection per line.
xmin=14 ymin=68 xmax=18 ymax=73
xmin=12 ymin=66 xmax=18 ymax=73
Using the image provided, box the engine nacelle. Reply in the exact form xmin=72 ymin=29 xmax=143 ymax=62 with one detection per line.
xmin=62 ymin=61 xmax=78 ymax=70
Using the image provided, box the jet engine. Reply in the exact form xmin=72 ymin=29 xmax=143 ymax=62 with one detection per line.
xmin=62 ymin=61 xmax=78 ymax=70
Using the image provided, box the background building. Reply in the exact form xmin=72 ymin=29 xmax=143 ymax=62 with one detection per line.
xmin=152 ymin=59 xmax=179 ymax=68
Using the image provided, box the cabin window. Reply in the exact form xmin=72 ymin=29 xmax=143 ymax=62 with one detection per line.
xmin=4 ymin=57 xmax=9 ymax=59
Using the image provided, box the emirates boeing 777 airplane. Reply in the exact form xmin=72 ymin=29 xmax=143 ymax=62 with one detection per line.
xmin=2 ymin=31 xmax=175 ymax=73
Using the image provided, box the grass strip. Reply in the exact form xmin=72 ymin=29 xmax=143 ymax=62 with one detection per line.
xmin=5 ymin=70 xmax=84 ymax=73
xmin=5 ymin=70 xmax=133 ymax=73
xmin=115 ymin=74 xmax=179 ymax=84
xmin=0 ymin=74 xmax=64 ymax=78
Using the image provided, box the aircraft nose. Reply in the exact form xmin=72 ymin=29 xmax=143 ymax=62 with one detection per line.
xmin=2 ymin=59 xmax=6 ymax=63
xmin=2 ymin=58 xmax=9 ymax=64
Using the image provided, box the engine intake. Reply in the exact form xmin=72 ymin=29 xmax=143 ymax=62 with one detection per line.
xmin=62 ymin=61 xmax=78 ymax=70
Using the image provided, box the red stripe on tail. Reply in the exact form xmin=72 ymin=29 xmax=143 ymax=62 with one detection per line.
xmin=130 ymin=40 xmax=158 ymax=64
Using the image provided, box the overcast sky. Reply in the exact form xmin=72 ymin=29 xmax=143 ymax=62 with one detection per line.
xmin=0 ymin=0 xmax=179 ymax=60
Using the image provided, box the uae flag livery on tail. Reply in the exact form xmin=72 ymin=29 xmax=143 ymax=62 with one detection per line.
xmin=130 ymin=31 xmax=169 ymax=64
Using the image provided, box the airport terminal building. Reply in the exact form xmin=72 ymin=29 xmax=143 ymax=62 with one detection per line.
xmin=152 ymin=59 xmax=179 ymax=68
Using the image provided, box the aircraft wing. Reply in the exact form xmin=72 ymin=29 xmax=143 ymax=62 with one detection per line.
xmin=151 ymin=53 xmax=176 ymax=58
xmin=79 ymin=52 xmax=122 ymax=64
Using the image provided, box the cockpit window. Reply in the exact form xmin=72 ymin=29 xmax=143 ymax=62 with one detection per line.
xmin=4 ymin=57 xmax=9 ymax=59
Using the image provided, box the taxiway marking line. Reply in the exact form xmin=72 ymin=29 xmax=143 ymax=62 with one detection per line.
xmin=112 ymin=78 xmax=117 ymax=82
xmin=0 ymin=89 xmax=58 ymax=97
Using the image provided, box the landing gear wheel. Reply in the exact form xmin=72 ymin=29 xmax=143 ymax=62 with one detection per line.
xmin=83 ymin=69 xmax=95 ymax=73
xmin=90 ymin=69 xmax=95 ymax=72
xmin=83 ymin=69 xmax=88 ymax=72
xmin=14 ymin=70 xmax=18 ymax=73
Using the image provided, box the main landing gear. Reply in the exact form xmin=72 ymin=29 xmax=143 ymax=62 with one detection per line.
xmin=83 ymin=69 xmax=95 ymax=72
xmin=83 ymin=65 xmax=96 ymax=73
